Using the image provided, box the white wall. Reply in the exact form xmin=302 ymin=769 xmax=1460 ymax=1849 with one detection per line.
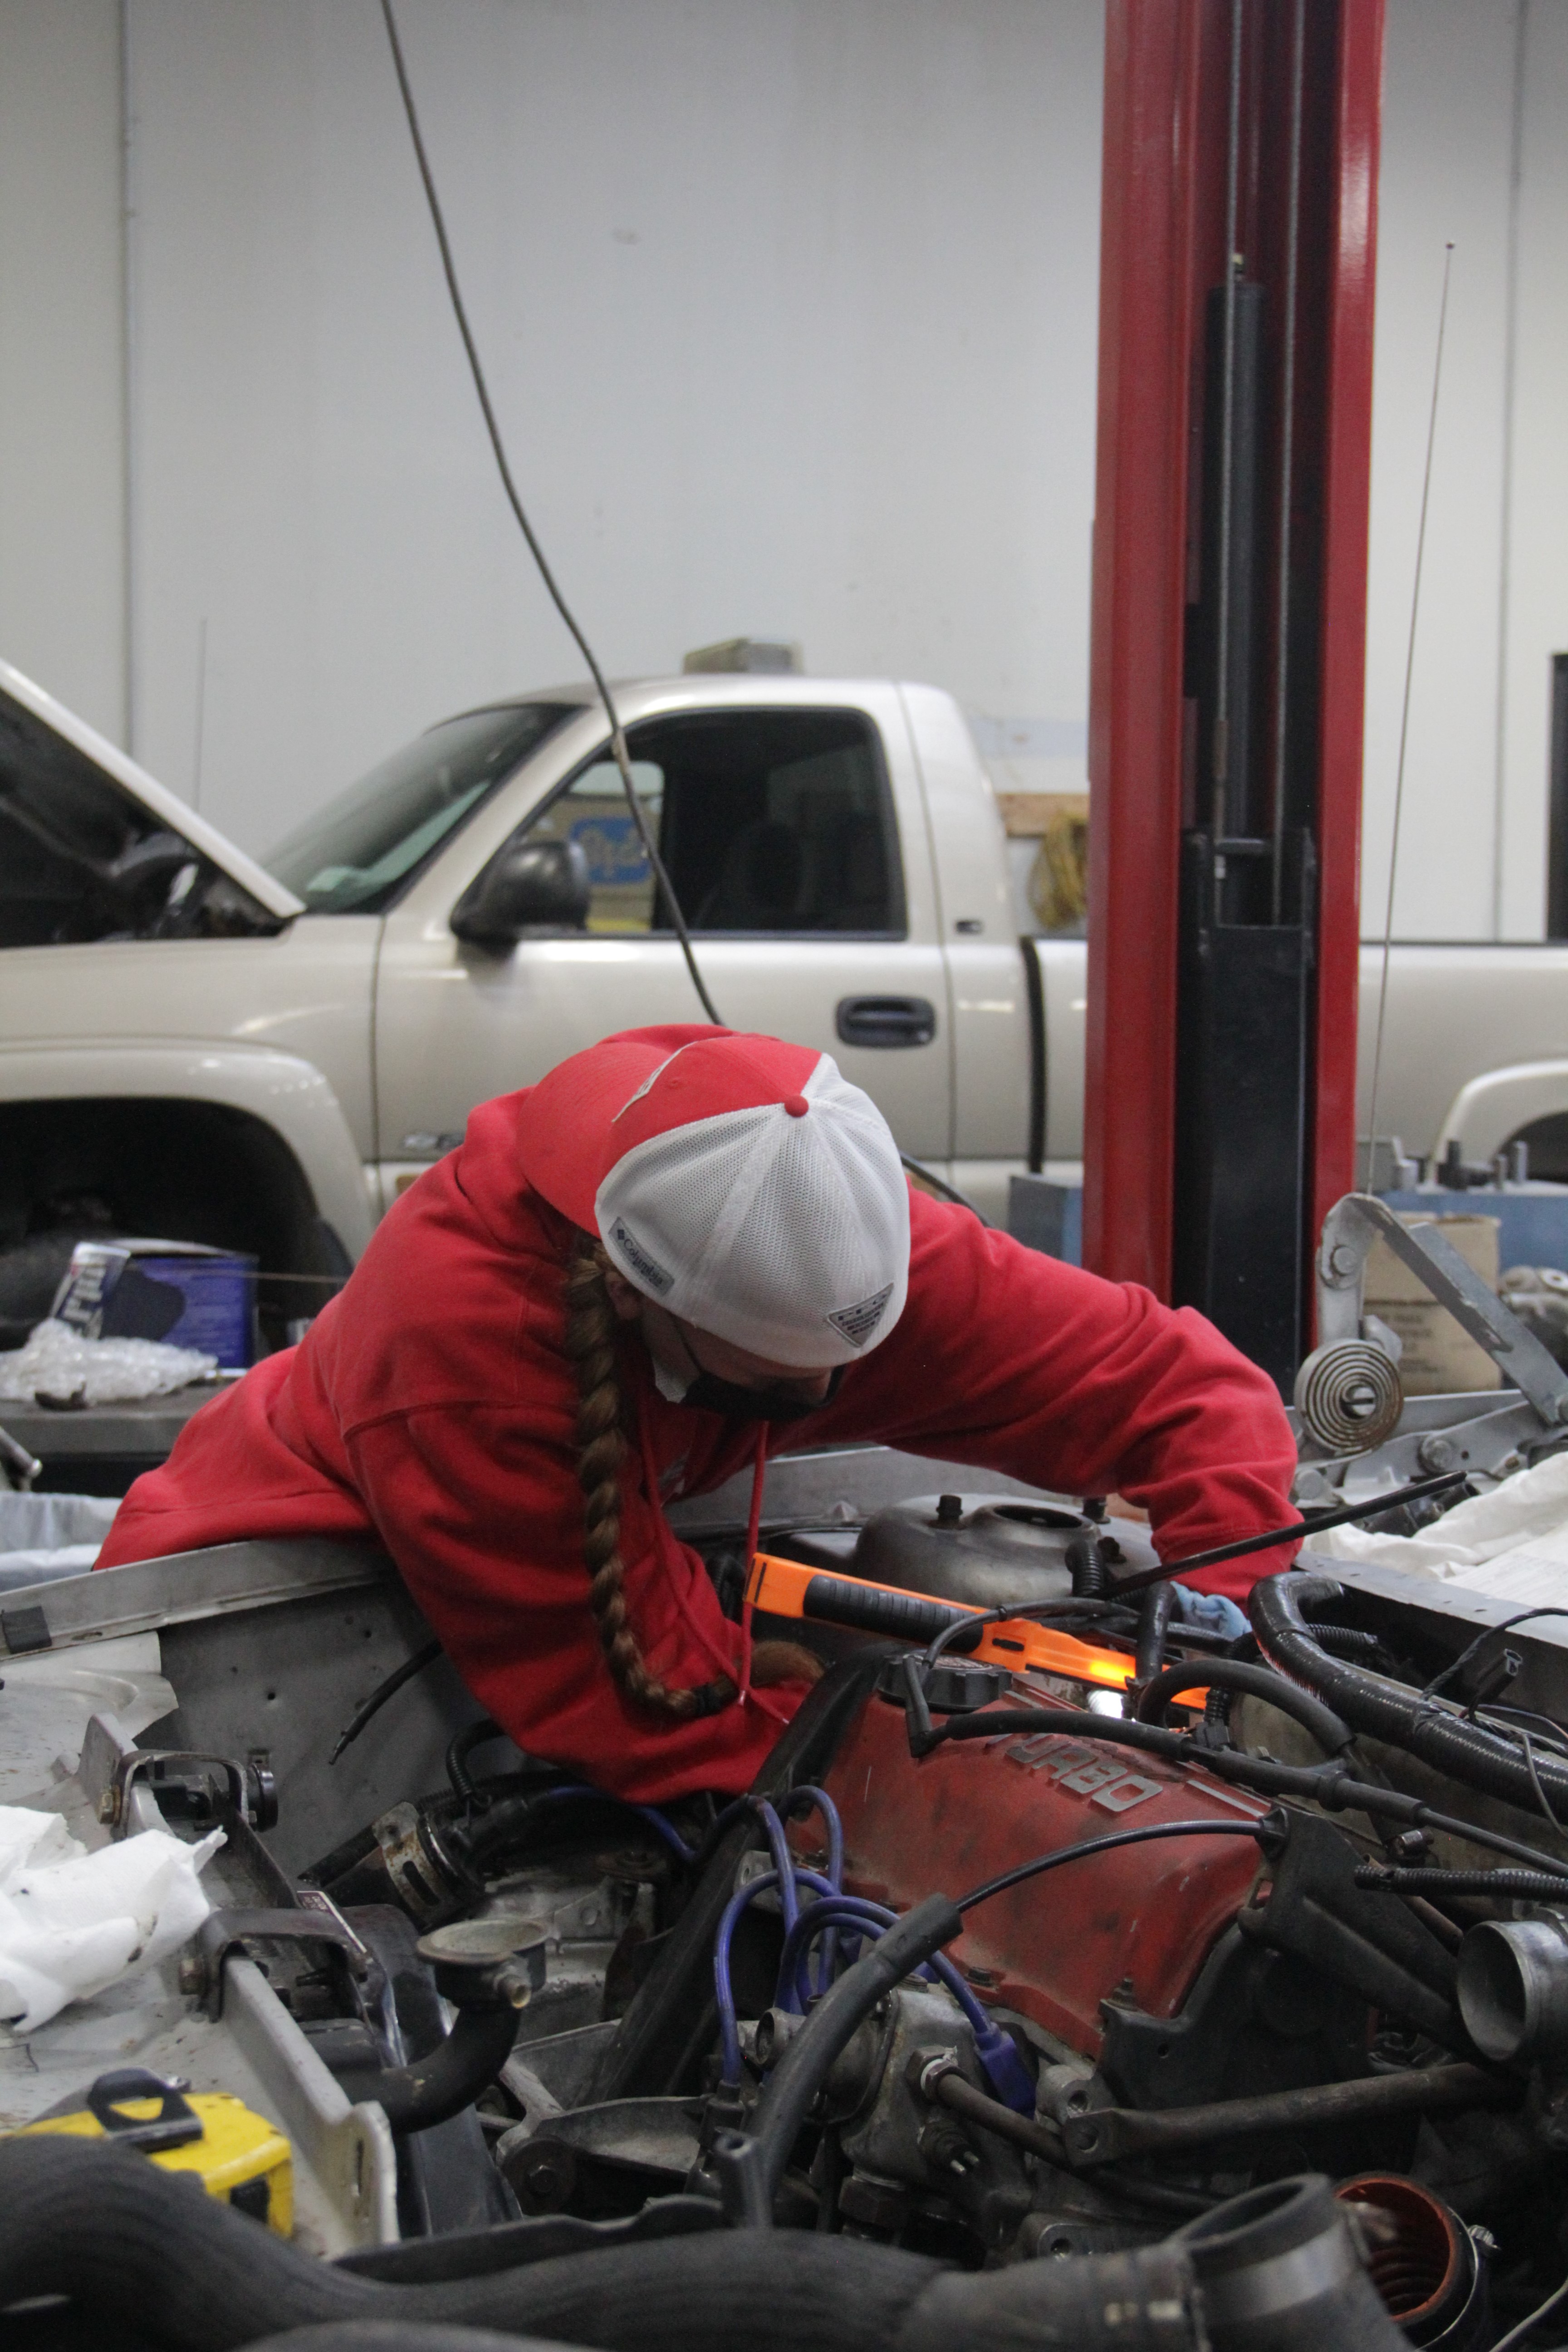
xmin=118 ymin=0 xmax=1102 ymax=853
xmin=5 ymin=1 xmax=1567 ymax=930
xmin=1365 ymin=0 xmax=1568 ymax=941
xmin=0 ymin=0 xmax=126 ymax=746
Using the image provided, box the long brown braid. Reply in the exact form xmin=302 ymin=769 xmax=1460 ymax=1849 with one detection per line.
xmin=561 ymin=1233 xmax=823 ymax=1718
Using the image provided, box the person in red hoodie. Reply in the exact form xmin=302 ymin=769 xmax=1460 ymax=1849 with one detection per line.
xmin=98 ymin=1024 xmax=1299 ymax=1803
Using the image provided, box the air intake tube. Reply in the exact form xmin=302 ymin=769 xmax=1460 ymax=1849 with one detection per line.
xmin=1250 ymin=1573 xmax=1568 ymax=1818
xmin=0 ymin=2139 xmax=1408 ymax=2352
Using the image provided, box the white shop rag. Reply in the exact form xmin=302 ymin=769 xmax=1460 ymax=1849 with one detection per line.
xmin=1305 ymin=1449 xmax=1568 ymax=1606
xmin=0 ymin=1804 xmax=222 ymax=2033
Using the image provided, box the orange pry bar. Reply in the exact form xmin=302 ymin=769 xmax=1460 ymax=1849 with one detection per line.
xmin=746 ymin=1550 xmax=1139 ymax=1693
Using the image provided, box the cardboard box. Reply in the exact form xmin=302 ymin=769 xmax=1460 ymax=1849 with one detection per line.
xmin=51 ymin=1239 xmax=257 ymax=1370
xmin=1363 ymin=1213 xmax=1501 ymax=1395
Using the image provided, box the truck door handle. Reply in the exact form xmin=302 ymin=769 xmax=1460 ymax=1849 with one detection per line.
xmin=835 ymin=995 xmax=937 ymax=1049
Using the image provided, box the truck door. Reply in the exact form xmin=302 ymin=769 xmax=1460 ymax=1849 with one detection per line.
xmin=373 ymin=690 xmax=951 ymax=1204
xmin=899 ymin=684 xmax=1037 ymax=1213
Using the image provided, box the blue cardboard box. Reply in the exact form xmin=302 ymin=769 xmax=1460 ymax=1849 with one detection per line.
xmin=51 ymin=1239 xmax=257 ymax=1369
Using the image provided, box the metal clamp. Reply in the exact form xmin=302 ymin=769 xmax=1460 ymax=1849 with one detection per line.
xmin=185 ymin=1902 xmax=381 ymax=2021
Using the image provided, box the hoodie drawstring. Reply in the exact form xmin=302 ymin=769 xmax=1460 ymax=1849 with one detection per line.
xmin=635 ymin=1410 xmax=790 ymax=1724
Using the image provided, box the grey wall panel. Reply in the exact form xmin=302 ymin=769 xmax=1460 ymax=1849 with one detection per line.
xmin=0 ymin=0 xmax=127 ymax=745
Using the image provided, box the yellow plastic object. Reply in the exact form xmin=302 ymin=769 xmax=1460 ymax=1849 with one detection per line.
xmin=15 ymin=2091 xmax=294 ymax=2236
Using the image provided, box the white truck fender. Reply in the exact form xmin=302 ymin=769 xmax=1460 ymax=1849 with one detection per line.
xmin=1432 ymin=1059 xmax=1568 ymax=1170
xmin=0 ymin=1043 xmax=375 ymax=1260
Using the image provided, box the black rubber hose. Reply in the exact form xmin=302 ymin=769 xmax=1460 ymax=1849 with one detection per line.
xmin=1310 ymin=1622 xmax=1387 ymax=1661
xmin=1135 ymin=1583 xmax=1177 ymax=1683
xmin=446 ymin=1718 xmax=505 ymax=1798
xmin=1251 ymin=1571 xmax=1568 ymax=1816
xmin=354 ymin=2004 xmax=520 ymax=2133
xmin=0 ymin=2134 xmax=1220 ymax=2352
xmin=1066 ymin=1535 xmax=1108 ymax=1598
xmin=1355 ymin=1863 xmax=1568 ymax=1899
xmin=245 ymin=2332 xmax=584 ymax=2352
xmin=742 ymin=1891 xmax=964 ymax=2226
xmin=1134 ymin=1657 xmax=1354 ymax=1754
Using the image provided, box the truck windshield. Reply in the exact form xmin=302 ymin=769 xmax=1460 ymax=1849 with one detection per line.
xmin=265 ymin=702 xmax=579 ymax=914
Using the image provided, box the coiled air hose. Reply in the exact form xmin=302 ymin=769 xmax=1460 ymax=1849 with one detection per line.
xmin=0 ymin=2137 xmax=1412 ymax=2352
xmin=1251 ymin=1572 xmax=1568 ymax=1818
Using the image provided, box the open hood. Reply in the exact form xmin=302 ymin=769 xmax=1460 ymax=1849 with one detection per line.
xmin=0 ymin=656 xmax=304 ymax=926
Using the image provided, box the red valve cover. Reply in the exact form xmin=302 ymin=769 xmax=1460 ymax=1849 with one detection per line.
xmin=817 ymin=1694 xmax=1268 ymax=2056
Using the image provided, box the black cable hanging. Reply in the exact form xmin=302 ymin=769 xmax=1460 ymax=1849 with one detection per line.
xmin=379 ymin=0 xmax=989 ymax=1227
xmin=377 ymin=0 xmax=721 ymax=1028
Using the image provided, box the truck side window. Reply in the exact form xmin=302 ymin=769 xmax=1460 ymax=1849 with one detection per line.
xmin=512 ymin=708 xmax=904 ymax=937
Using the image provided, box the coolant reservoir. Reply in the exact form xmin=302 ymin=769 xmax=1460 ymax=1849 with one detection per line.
xmin=852 ymin=1494 xmax=1160 ymax=1610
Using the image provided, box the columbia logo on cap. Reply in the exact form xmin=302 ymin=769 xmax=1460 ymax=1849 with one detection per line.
xmin=610 ymin=1217 xmax=675 ymax=1296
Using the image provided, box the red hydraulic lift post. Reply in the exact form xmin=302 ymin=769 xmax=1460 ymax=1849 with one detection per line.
xmin=1083 ymin=0 xmax=1384 ymax=1386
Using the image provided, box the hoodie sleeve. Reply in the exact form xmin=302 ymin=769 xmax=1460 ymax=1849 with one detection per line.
xmin=793 ymin=1190 xmax=1299 ymax=1600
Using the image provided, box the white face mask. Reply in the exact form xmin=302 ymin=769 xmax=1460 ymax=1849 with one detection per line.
xmin=651 ymin=1353 xmax=690 ymax=1405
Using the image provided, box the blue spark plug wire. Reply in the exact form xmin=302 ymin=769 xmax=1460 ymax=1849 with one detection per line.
xmin=775 ymin=1893 xmax=1036 ymax=2116
xmin=713 ymin=1865 xmax=838 ymax=2087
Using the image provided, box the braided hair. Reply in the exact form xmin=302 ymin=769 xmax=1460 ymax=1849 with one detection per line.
xmin=561 ymin=1233 xmax=823 ymax=1719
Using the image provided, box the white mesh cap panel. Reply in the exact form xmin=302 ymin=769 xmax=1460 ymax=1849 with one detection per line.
xmin=594 ymin=1054 xmax=910 ymax=1366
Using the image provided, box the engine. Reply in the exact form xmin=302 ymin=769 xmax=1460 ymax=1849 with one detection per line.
xmin=241 ymin=1495 xmax=1568 ymax=2352
xmin=11 ymin=1490 xmax=1568 ymax=2352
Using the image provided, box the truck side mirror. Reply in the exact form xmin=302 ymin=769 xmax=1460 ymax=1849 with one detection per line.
xmin=451 ymin=836 xmax=592 ymax=946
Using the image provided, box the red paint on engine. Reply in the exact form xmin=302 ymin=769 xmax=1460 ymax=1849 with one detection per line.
xmin=817 ymin=1695 xmax=1267 ymax=2056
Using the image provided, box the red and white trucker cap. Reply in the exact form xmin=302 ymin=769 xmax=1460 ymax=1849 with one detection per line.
xmin=518 ymin=1026 xmax=911 ymax=1367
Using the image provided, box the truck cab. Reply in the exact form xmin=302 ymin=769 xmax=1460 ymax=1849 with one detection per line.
xmin=0 ymin=659 xmax=1083 ymax=1349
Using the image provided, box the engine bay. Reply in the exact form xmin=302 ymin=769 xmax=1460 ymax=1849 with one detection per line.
xmin=5 ymin=1455 xmax=1568 ymax=2351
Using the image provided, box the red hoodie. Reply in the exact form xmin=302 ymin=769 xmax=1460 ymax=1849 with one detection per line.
xmin=98 ymin=1089 xmax=1298 ymax=1802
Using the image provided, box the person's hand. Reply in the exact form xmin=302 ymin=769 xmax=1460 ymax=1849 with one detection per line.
xmin=1169 ymin=1585 xmax=1249 ymax=1641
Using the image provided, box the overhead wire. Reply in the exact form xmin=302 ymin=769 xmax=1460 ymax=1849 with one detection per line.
xmin=378 ymin=0 xmax=989 ymax=1227
xmin=377 ymin=0 xmax=721 ymax=1027
xmin=1366 ymin=240 xmax=1455 ymax=1164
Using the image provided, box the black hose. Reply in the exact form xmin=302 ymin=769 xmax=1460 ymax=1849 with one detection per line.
xmin=1066 ymin=1535 xmax=1108 ymax=1599
xmin=244 ymin=2332 xmax=582 ymax=2352
xmin=446 ymin=1719 xmax=506 ymax=1798
xmin=743 ymin=1892 xmax=962 ymax=2225
xmin=1355 ymin=1863 xmax=1568 ymax=1900
xmin=1134 ymin=1657 xmax=1353 ymax=1753
xmin=0 ymin=2133 xmax=1225 ymax=2352
xmin=329 ymin=1641 xmax=442 ymax=1766
xmin=1251 ymin=1571 xmax=1568 ymax=1819
xmin=1311 ymin=1622 xmax=1387 ymax=1662
xmin=355 ymin=2005 xmax=520 ymax=2133
xmin=1134 ymin=1583 xmax=1176 ymax=1681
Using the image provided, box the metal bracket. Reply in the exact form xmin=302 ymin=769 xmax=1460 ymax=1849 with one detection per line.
xmin=1317 ymin=1193 xmax=1568 ymax=1432
xmin=100 ymin=1745 xmax=279 ymax=1836
xmin=188 ymin=1905 xmax=381 ymax=2022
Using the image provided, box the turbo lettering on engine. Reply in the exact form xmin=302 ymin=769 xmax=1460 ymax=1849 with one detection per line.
xmin=1004 ymin=1735 xmax=1163 ymax=1812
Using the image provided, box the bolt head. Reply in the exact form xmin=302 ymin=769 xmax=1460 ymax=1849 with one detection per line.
xmin=96 ymin=1790 xmax=118 ymax=1825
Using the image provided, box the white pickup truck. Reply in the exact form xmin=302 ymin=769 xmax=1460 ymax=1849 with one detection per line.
xmin=3 ymin=654 xmax=1568 ymax=1344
